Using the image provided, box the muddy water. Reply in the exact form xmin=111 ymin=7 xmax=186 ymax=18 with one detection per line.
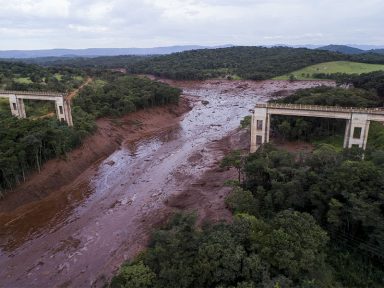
xmin=0 ymin=80 xmax=334 ymax=287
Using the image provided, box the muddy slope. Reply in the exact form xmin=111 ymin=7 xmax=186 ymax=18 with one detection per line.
xmin=0 ymin=97 xmax=191 ymax=212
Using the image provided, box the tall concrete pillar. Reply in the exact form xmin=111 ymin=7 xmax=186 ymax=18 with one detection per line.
xmin=250 ymin=107 xmax=269 ymax=153
xmin=63 ymin=100 xmax=73 ymax=126
xmin=344 ymin=113 xmax=370 ymax=149
xmin=343 ymin=119 xmax=351 ymax=148
xmin=17 ymin=98 xmax=26 ymax=118
xmin=9 ymin=94 xmax=26 ymax=118
xmin=55 ymin=98 xmax=66 ymax=123
xmin=9 ymin=94 xmax=20 ymax=117
xmin=55 ymin=98 xmax=73 ymax=126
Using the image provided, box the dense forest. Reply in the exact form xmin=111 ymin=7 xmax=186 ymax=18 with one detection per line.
xmin=0 ymin=67 xmax=181 ymax=195
xmin=10 ymin=47 xmax=384 ymax=82
xmin=126 ymin=46 xmax=347 ymax=80
xmin=74 ymin=75 xmax=180 ymax=117
xmin=0 ymin=60 xmax=85 ymax=92
xmin=112 ymin=144 xmax=384 ymax=287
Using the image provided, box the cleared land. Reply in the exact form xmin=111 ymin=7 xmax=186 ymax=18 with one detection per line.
xmin=274 ymin=61 xmax=384 ymax=80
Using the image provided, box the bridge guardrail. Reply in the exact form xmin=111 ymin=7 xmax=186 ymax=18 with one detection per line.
xmin=255 ymin=103 xmax=384 ymax=115
xmin=0 ymin=90 xmax=64 ymax=97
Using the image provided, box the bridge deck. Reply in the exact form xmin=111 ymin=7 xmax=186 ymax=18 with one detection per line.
xmin=0 ymin=90 xmax=64 ymax=97
xmin=256 ymin=103 xmax=384 ymax=115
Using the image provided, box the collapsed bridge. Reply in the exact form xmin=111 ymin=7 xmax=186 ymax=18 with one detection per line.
xmin=251 ymin=103 xmax=384 ymax=152
xmin=0 ymin=90 xmax=73 ymax=126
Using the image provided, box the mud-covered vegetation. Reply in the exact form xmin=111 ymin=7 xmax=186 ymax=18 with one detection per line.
xmin=0 ymin=65 xmax=181 ymax=195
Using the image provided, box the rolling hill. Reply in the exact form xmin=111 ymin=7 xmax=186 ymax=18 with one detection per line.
xmin=274 ymin=61 xmax=384 ymax=80
xmin=317 ymin=45 xmax=365 ymax=55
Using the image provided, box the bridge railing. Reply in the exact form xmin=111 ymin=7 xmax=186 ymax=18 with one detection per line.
xmin=255 ymin=102 xmax=384 ymax=114
xmin=0 ymin=90 xmax=64 ymax=97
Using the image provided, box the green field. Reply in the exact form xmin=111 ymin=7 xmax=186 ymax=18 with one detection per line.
xmin=274 ymin=61 xmax=384 ymax=80
xmin=13 ymin=77 xmax=33 ymax=84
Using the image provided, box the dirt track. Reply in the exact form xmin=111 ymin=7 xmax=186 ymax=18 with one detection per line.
xmin=0 ymin=80 xmax=335 ymax=287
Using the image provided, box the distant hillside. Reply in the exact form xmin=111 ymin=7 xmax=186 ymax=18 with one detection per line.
xmin=274 ymin=61 xmax=384 ymax=80
xmin=0 ymin=45 xmax=233 ymax=59
xmin=317 ymin=45 xmax=365 ymax=55
xmin=126 ymin=46 xmax=347 ymax=80
xmin=372 ymin=49 xmax=384 ymax=54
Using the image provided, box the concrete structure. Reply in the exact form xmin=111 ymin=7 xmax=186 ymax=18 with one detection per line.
xmin=251 ymin=103 xmax=384 ymax=153
xmin=0 ymin=90 xmax=73 ymax=126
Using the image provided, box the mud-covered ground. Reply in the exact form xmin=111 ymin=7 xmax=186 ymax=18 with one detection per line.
xmin=0 ymin=80 xmax=334 ymax=287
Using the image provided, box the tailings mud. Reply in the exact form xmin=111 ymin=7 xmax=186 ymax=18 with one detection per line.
xmin=0 ymin=80 xmax=334 ymax=287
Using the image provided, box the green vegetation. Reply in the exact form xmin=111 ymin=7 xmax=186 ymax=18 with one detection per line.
xmin=0 ymin=60 xmax=85 ymax=92
xmin=112 ymin=211 xmax=330 ymax=288
xmin=74 ymin=75 xmax=180 ymax=118
xmin=127 ymin=46 xmax=347 ymax=80
xmin=112 ymin=144 xmax=384 ymax=287
xmin=0 ymin=112 xmax=92 ymax=197
xmin=13 ymin=77 xmax=33 ymax=84
xmin=274 ymin=61 xmax=384 ymax=80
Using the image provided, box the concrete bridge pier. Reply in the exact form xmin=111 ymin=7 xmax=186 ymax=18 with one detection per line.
xmin=9 ymin=94 xmax=26 ymax=118
xmin=250 ymin=107 xmax=270 ymax=153
xmin=55 ymin=98 xmax=73 ymax=126
xmin=343 ymin=113 xmax=370 ymax=149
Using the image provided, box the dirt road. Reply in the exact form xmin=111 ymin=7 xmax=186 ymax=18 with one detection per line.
xmin=0 ymin=80 xmax=334 ymax=287
xmin=66 ymin=77 xmax=92 ymax=102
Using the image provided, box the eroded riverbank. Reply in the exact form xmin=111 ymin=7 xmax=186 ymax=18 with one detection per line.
xmin=0 ymin=80 xmax=335 ymax=287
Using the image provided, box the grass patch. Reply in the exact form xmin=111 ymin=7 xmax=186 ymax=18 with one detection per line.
xmin=74 ymin=75 xmax=84 ymax=82
xmin=54 ymin=73 xmax=63 ymax=81
xmin=274 ymin=61 xmax=384 ymax=80
xmin=13 ymin=77 xmax=33 ymax=84
xmin=93 ymin=79 xmax=107 ymax=88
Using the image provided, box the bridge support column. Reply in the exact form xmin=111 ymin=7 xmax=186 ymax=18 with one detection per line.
xmin=343 ymin=113 xmax=370 ymax=149
xmin=17 ymin=98 xmax=26 ymax=118
xmin=251 ymin=107 xmax=270 ymax=153
xmin=9 ymin=95 xmax=26 ymax=118
xmin=55 ymin=98 xmax=73 ymax=126
xmin=63 ymin=100 xmax=73 ymax=126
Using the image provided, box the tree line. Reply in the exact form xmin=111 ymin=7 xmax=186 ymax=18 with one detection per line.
xmin=30 ymin=46 xmax=384 ymax=81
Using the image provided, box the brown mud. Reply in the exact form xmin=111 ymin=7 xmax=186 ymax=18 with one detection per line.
xmin=0 ymin=79 xmax=334 ymax=288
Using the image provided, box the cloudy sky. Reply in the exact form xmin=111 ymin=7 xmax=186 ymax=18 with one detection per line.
xmin=0 ymin=0 xmax=383 ymax=50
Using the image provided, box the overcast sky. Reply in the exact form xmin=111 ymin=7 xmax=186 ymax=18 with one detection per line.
xmin=0 ymin=0 xmax=383 ymax=50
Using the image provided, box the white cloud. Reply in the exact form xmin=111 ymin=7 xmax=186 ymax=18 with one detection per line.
xmin=0 ymin=0 xmax=383 ymax=49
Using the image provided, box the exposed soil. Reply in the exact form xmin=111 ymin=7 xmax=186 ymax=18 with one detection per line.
xmin=0 ymin=97 xmax=191 ymax=212
xmin=65 ymin=77 xmax=93 ymax=102
xmin=0 ymin=79 xmax=335 ymax=288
